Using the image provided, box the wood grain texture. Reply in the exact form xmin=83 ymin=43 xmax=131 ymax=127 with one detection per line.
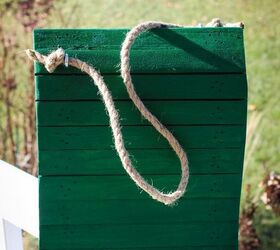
xmin=37 ymin=125 xmax=246 ymax=150
xmin=36 ymin=100 xmax=246 ymax=126
xmin=34 ymin=28 xmax=245 ymax=74
xmin=38 ymin=148 xmax=244 ymax=176
xmin=39 ymin=174 xmax=242 ymax=200
xmin=35 ymin=74 xmax=247 ymax=101
xmin=39 ymin=222 xmax=238 ymax=248
xmin=40 ymin=198 xmax=240 ymax=225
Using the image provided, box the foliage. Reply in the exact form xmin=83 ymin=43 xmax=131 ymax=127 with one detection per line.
xmin=239 ymin=185 xmax=261 ymax=250
xmin=260 ymin=171 xmax=280 ymax=215
xmin=0 ymin=0 xmax=55 ymax=174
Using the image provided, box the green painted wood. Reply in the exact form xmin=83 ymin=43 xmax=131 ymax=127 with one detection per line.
xmin=35 ymin=27 xmax=247 ymax=250
xmin=38 ymin=148 xmax=244 ymax=176
xmin=40 ymin=198 xmax=239 ymax=225
xmin=35 ymin=74 xmax=247 ymax=101
xmin=34 ymin=28 xmax=243 ymax=49
xmin=34 ymin=28 xmax=245 ymax=74
xmin=39 ymin=222 xmax=238 ymax=248
xmin=36 ymin=100 xmax=246 ymax=126
xmin=37 ymin=125 xmax=246 ymax=150
xmin=39 ymin=174 xmax=242 ymax=200
xmin=35 ymin=49 xmax=244 ymax=74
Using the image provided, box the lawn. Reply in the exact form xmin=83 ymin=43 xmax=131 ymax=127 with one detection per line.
xmin=3 ymin=0 xmax=280 ymax=249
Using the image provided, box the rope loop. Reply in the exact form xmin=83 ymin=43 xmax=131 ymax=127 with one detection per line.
xmin=26 ymin=19 xmax=243 ymax=205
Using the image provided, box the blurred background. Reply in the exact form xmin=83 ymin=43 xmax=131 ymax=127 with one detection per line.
xmin=0 ymin=0 xmax=279 ymax=249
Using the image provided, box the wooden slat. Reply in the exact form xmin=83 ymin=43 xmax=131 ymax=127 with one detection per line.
xmin=34 ymin=28 xmax=244 ymax=49
xmin=40 ymin=198 xmax=239 ymax=225
xmin=38 ymin=148 xmax=244 ymax=176
xmin=35 ymin=74 xmax=247 ymax=101
xmin=37 ymin=125 xmax=246 ymax=150
xmin=39 ymin=174 xmax=242 ymax=200
xmin=39 ymin=222 xmax=238 ymax=248
xmin=34 ymin=28 xmax=245 ymax=74
xmin=36 ymin=100 xmax=246 ymax=126
xmin=35 ymin=49 xmax=244 ymax=74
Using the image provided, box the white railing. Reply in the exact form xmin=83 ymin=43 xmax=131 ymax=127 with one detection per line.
xmin=0 ymin=160 xmax=38 ymax=250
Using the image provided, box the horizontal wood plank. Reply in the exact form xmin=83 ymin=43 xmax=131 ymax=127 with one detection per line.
xmin=37 ymin=125 xmax=246 ymax=150
xmin=35 ymin=74 xmax=247 ymax=101
xmin=38 ymin=148 xmax=244 ymax=176
xmin=34 ymin=28 xmax=244 ymax=50
xmin=39 ymin=174 xmax=242 ymax=200
xmin=40 ymin=198 xmax=240 ymax=225
xmin=35 ymin=49 xmax=244 ymax=74
xmin=34 ymin=28 xmax=245 ymax=74
xmin=36 ymin=100 xmax=246 ymax=126
xmin=40 ymin=222 xmax=238 ymax=248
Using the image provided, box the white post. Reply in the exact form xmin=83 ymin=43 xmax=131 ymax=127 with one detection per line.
xmin=0 ymin=219 xmax=23 ymax=250
xmin=0 ymin=219 xmax=6 ymax=250
xmin=0 ymin=160 xmax=39 ymax=250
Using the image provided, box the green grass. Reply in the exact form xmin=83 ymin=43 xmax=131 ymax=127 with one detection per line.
xmin=10 ymin=0 xmax=280 ymax=249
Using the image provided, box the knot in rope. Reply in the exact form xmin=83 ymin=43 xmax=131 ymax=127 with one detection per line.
xmin=26 ymin=48 xmax=65 ymax=73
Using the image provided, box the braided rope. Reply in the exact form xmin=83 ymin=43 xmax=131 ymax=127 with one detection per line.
xmin=26 ymin=19 xmax=243 ymax=205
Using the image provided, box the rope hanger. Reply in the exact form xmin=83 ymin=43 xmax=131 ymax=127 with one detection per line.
xmin=26 ymin=19 xmax=243 ymax=205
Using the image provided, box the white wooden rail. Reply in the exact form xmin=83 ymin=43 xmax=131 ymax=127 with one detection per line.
xmin=0 ymin=160 xmax=38 ymax=250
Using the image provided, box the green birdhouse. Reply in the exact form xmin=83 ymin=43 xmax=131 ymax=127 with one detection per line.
xmin=34 ymin=26 xmax=247 ymax=249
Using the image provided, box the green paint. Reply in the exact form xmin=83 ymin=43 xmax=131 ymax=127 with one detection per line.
xmin=35 ymin=74 xmax=247 ymax=101
xmin=34 ymin=28 xmax=245 ymax=74
xmin=40 ymin=198 xmax=240 ymax=225
xmin=39 ymin=148 xmax=244 ymax=176
xmin=40 ymin=174 xmax=242 ymax=200
xmin=40 ymin=222 xmax=238 ymax=248
xmin=36 ymin=100 xmax=246 ymax=126
xmin=35 ymin=27 xmax=247 ymax=249
xmin=37 ymin=125 xmax=246 ymax=150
